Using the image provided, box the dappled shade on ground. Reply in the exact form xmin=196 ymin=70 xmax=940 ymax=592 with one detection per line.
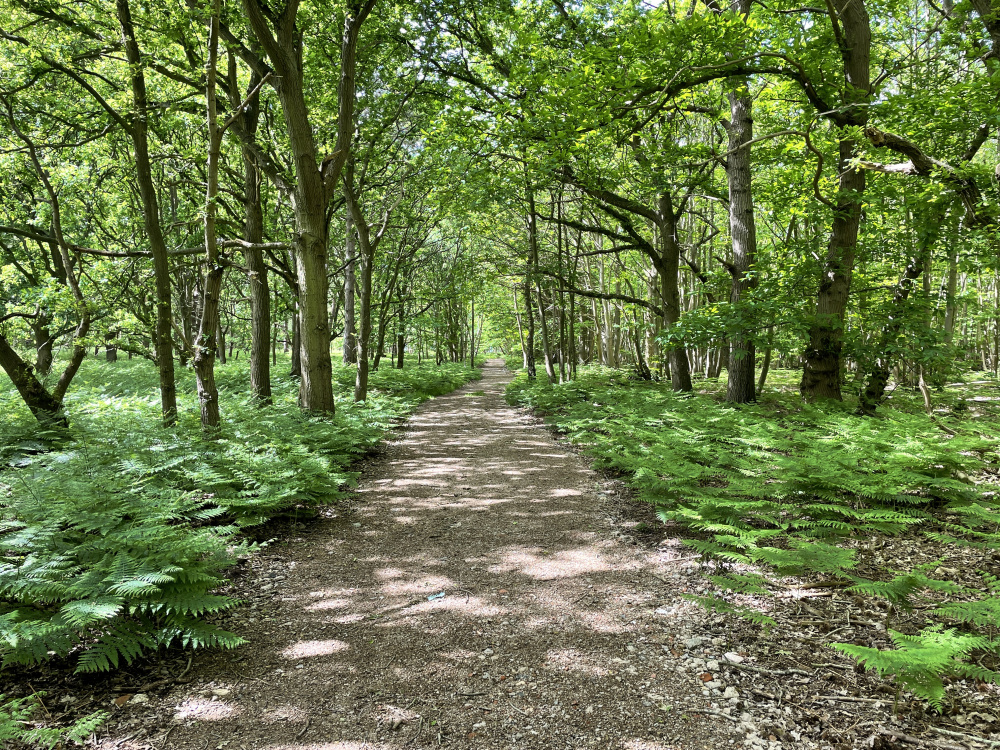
xmin=119 ymin=361 xmax=722 ymax=749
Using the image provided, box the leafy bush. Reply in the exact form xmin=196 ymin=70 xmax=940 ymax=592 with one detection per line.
xmin=0 ymin=693 xmax=105 ymax=749
xmin=834 ymin=573 xmax=1000 ymax=709
xmin=834 ymin=627 xmax=1000 ymax=711
xmin=0 ymin=359 xmax=479 ymax=674
xmin=502 ymin=355 xmax=523 ymax=372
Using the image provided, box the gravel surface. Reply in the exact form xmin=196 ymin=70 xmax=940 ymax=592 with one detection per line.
xmin=91 ymin=360 xmax=744 ymax=749
xmin=29 ymin=360 xmax=995 ymax=749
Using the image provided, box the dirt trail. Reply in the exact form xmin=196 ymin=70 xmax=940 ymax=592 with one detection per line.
xmin=125 ymin=361 xmax=727 ymax=750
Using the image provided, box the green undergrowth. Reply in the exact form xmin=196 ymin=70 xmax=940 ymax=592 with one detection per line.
xmin=503 ymin=354 xmax=524 ymax=372
xmin=0 ymin=692 xmax=105 ymax=749
xmin=507 ymin=367 xmax=1000 ymax=710
xmin=0 ymin=358 xmax=478 ymax=683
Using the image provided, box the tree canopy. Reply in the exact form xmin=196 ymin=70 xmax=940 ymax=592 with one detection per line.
xmin=2 ymin=0 xmax=1000 ymax=738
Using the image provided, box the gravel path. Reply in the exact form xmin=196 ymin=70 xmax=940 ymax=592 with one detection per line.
xmin=111 ymin=361 xmax=734 ymax=749
xmin=85 ymin=359 xmax=1000 ymax=750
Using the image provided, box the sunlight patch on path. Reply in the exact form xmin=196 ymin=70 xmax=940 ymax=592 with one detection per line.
xmin=146 ymin=361 xmax=719 ymax=750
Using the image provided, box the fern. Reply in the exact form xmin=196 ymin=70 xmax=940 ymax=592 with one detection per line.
xmin=708 ymin=572 xmax=771 ymax=595
xmin=846 ymin=564 xmax=968 ymax=608
xmin=683 ymin=593 xmax=776 ymax=629
xmin=0 ymin=693 xmax=106 ymax=749
xmin=934 ymin=573 xmax=1000 ymax=630
xmin=753 ymin=540 xmax=857 ymax=576
xmin=0 ymin=359 xmax=480 ymax=677
xmin=507 ymin=367 xmax=1000 ymax=710
xmin=833 ymin=627 xmax=1000 ymax=711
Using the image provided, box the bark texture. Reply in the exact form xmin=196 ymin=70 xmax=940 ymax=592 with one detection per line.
xmin=353 ymin=226 xmax=374 ymax=402
xmin=240 ymin=0 xmax=374 ymax=413
xmin=192 ymin=4 xmax=224 ymax=433
xmin=800 ymin=0 xmax=871 ymax=401
xmin=528 ymin=192 xmax=557 ymax=384
xmin=657 ymin=195 xmax=692 ymax=392
xmin=117 ymin=0 xmax=177 ymax=425
xmin=724 ymin=80 xmax=758 ymax=403
xmin=0 ymin=333 xmax=67 ymax=426
xmin=343 ymin=204 xmax=358 ymax=365
xmin=523 ymin=275 xmax=538 ymax=380
xmin=233 ymin=59 xmax=273 ymax=405
xmin=33 ymin=313 xmax=53 ymax=375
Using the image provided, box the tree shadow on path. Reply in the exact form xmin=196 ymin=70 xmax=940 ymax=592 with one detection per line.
xmin=129 ymin=361 xmax=721 ymax=750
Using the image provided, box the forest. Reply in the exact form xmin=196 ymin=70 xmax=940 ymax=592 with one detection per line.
xmin=1 ymin=0 xmax=1000 ymax=746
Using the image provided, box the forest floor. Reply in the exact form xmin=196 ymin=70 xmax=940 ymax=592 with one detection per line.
xmin=44 ymin=360 xmax=994 ymax=750
xmin=84 ymin=359 xmax=738 ymax=750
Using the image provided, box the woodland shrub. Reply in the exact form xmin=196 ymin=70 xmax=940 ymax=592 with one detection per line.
xmin=0 ymin=358 xmax=479 ymax=677
xmin=0 ymin=692 xmax=105 ymax=749
xmin=507 ymin=367 xmax=1000 ymax=708
xmin=502 ymin=354 xmax=524 ymax=372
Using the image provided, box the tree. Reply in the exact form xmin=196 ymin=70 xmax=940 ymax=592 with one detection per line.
xmin=230 ymin=0 xmax=375 ymax=414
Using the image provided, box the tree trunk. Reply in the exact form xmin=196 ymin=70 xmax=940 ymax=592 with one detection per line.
xmin=192 ymin=5 xmax=224 ymax=433
xmin=513 ymin=286 xmax=528 ymax=369
xmin=177 ymin=276 xmax=193 ymax=367
xmin=800 ymin=141 xmax=867 ymax=401
xmin=524 ymin=261 xmax=537 ymax=379
xmin=632 ymin=319 xmax=652 ymax=380
xmin=724 ymin=78 xmax=758 ymax=403
xmin=343 ymin=203 xmax=358 ymax=365
xmin=396 ymin=299 xmax=405 ymax=369
xmin=469 ymin=297 xmax=476 ymax=369
xmin=707 ymin=348 xmax=722 ymax=379
xmin=291 ymin=207 xmax=333 ymax=410
xmin=569 ymin=243 xmax=579 ymax=379
xmin=230 ymin=55 xmax=272 ymax=404
xmin=569 ymin=284 xmax=577 ymax=379
xmin=527 ymin=190 xmax=556 ymax=382
xmin=0 ymin=334 xmax=67 ymax=426
xmin=105 ymin=332 xmax=118 ymax=362
xmin=372 ymin=299 xmax=389 ymax=372
xmin=658 ymin=196 xmax=692 ymax=391
xmin=290 ymin=309 xmax=302 ymax=377
xmin=800 ymin=0 xmax=871 ymax=401
xmin=555 ymin=203 xmax=568 ymax=383
xmin=243 ymin=185 xmax=271 ymax=402
xmin=354 ymin=231 xmax=374 ymax=401
xmin=217 ymin=320 xmax=227 ymax=364
xmin=535 ymin=284 xmax=557 ymax=383
xmin=117 ymin=0 xmax=177 ymax=425
xmin=34 ymin=313 xmax=53 ymax=376
xmin=341 ymin=175 xmax=385 ymax=401
xmin=239 ymin=0 xmax=375 ymax=413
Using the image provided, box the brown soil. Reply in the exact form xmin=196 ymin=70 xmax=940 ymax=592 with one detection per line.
xmin=24 ymin=360 xmax=998 ymax=749
xmin=93 ymin=360 xmax=731 ymax=749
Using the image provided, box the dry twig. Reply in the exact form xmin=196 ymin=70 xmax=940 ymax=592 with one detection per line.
xmin=295 ymin=717 xmax=312 ymax=740
xmin=690 ymin=708 xmax=740 ymax=722
xmin=928 ymin=726 xmax=1000 ymax=748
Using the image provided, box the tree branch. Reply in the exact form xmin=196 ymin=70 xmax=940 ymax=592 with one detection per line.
xmin=539 ymin=269 xmax=665 ymax=317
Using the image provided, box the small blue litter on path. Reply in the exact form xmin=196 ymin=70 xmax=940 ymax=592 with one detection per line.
xmin=428 ymin=591 xmax=446 ymax=601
